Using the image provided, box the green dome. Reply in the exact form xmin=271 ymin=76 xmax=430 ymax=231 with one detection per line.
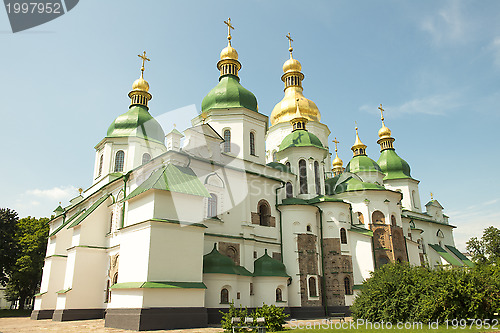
xmin=107 ymin=105 xmax=165 ymax=144
xmin=345 ymin=155 xmax=382 ymax=173
xmin=253 ymin=250 xmax=289 ymax=277
xmin=201 ymin=75 xmax=258 ymax=112
xmin=266 ymin=162 xmax=291 ymax=173
xmin=203 ymin=244 xmax=252 ymax=276
xmin=279 ymin=130 xmax=324 ymax=152
xmin=377 ymin=149 xmax=412 ymax=180
xmin=333 ymin=176 xmax=385 ymax=194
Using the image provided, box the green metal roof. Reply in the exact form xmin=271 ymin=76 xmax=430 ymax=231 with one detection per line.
xmin=266 ymin=162 xmax=292 ymax=173
xmin=350 ymin=225 xmax=373 ymax=237
xmin=428 ymin=244 xmax=464 ymax=267
xmin=49 ymin=209 xmax=84 ymax=237
xmin=107 ymin=105 xmax=165 ymax=144
xmin=111 ymin=281 xmax=207 ymax=289
xmin=333 ymin=176 xmax=385 ymax=194
xmin=203 ymin=244 xmax=253 ymax=276
xmin=67 ymin=195 xmax=110 ymax=229
xmin=253 ymin=250 xmax=289 ymax=277
xmin=445 ymin=245 xmax=474 ymax=267
xmin=125 ymin=164 xmax=210 ymax=201
xmin=53 ymin=205 xmax=64 ymax=214
xmin=201 ymin=74 xmax=258 ymax=112
xmin=345 ymin=155 xmax=382 ymax=173
xmin=278 ymin=130 xmax=325 ymax=152
xmin=377 ymin=149 xmax=412 ymax=180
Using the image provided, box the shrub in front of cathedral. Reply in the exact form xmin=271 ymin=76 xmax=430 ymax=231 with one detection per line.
xmin=220 ymin=302 xmax=288 ymax=332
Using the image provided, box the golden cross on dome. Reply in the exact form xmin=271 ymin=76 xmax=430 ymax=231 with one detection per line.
xmin=138 ymin=51 xmax=150 ymax=77
xmin=224 ymin=18 xmax=234 ymax=43
xmin=332 ymin=137 xmax=340 ymax=153
xmin=355 ymin=121 xmax=358 ymax=132
xmin=430 ymin=192 xmax=434 ymax=200
xmin=378 ymin=103 xmax=385 ymax=123
xmin=286 ymin=32 xmax=294 ymax=56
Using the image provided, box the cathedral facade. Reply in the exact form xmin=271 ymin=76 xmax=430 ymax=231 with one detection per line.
xmin=31 ymin=23 xmax=472 ymax=331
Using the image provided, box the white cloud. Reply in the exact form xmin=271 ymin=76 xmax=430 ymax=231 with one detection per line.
xmin=26 ymin=186 xmax=78 ymax=201
xmin=488 ymin=37 xmax=500 ymax=69
xmin=360 ymin=93 xmax=460 ymax=116
xmin=420 ymin=1 xmax=467 ymax=45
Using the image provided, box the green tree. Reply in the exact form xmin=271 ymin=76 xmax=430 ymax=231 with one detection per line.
xmin=466 ymin=226 xmax=500 ymax=264
xmin=0 ymin=208 xmax=19 ymax=286
xmin=5 ymin=216 xmax=49 ymax=309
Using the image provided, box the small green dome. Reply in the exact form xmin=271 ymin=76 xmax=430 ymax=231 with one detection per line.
xmin=107 ymin=105 xmax=165 ymax=144
xmin=253 ymin=250 xmax=289 ymax=277
xmin=345 ymin=155 xmax=382 ymax=173
xmin=203 ymin=244 xmax=252 ymax=276
xmin=377 ymin=149 xmax=412 ymax=180
xmin=279 ymin=130 xmax=324 ymax=152
xmin=201 ymin=75 xmax=258 ymax=112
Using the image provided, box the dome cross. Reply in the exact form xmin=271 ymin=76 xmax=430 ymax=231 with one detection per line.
xmin=378 ymin=103 xmax=385 ymax=125
xmin=333 ymin=137 xmax=340 ymax=153
xmin=138 ymin=51 xmax=150 ymax=78
xmin=286 ymin=32 xmax=294 ymax=57
xmin=224 ymin=18 xmax=234 ymax=44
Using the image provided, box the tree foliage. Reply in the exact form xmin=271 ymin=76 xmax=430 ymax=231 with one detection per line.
xmin=351 ymin=262 xmax=500 ymax=323
xmin=466 ymin=226 xmax=500 ymax=265
xmin=220 ymin=302 xmax=288 ymax=332
xmin=0 ymin=208 xmax=19 ymax=286
xmin=5 ymin=216 xmax=49 ymax=309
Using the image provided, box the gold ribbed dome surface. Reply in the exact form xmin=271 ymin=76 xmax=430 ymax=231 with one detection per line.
xmin=332 ymin=154 xmax=343 ymax=167
xmin=270 ymin=91 xmax=320 ymax=126
xmin=283 ymin=57 xmax=301 ymax=73
xmin=220 ymin=45 xmax=238 ymax=60
xmin=132 ymin=77 xmax=149 ymax=92
xmin=378 ymin=124 xmax=391 ymax=139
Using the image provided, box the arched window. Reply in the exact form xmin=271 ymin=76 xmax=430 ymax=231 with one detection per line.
xmin=307 ymin=224 xmax=312 ymax=232
xmin=391 ymin=215 xmax=397 ymax=226
xmin=276 ymin=288 xmax=283 ymax=302
xmin=357 ymin=212 xmax=364 ymax=224
xmin=285 ymin=162 xmax=291 ymax=172
xmin=224 ymin=130 xmax=231 ymax=153
xmin=258 ymin=200 xmax=271 ymax=226
xmin=142 ymin=153 xmax=151 ymax=164
xmin=98 ymin=155 xmax=103 ymax=177
xmin=372 ymin=211 xmax=385 ymax=224
xmin=114 ymin=150 xmax=125 ymax=172
xmin=340 ymin=228 xmax=347 ymax=244
xmin=285 ymin=182 xmax=293 ymax=198
xmin=299 ymin=159 xmax=308 ymax=194
xmin=220 ymin=288 xmax=229 ymax=304
xmin=249 ymin=132 xmax=256 ymax=156
xmin=207 ymin=193 xmax=217 ymax=218
xmin=108 ymin=212 xmax=113 ymax=234
xmin=344 ymin=277 xmax=352 ymax=295
xmin=308 ymin=277 xmax=317 ymax=297
xmin=314 ymin=161 xmax=321 ymax=195
xmin=113 ymin=272 xmax=118 ymax=285
xmin=412 ymin=190 xmax=418 ymax=208
xmin=378 ymin=256 xmax=390 ymax=267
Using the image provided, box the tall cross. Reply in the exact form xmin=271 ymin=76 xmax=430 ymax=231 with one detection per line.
xmin=138 ymin=51 xmax=150 ymax=77
xmin=332 ymin=137 xmax=340 ymax=153
xmin=224 ymin=18 xmax=234 ymax=43
xmin=286 ymin=32 xmax=294 ymax=55
xmin=378 ymin=103 xmax=385 ymax=123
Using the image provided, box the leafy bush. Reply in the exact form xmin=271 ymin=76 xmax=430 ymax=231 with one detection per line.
xmin=351 ymin=262 xmax=500 ymax=323
xmin=220 ymin=302 xmax=288 ymax=332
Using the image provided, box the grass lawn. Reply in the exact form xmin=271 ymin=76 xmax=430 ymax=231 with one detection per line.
xmin=0 ymin=309 xmax=31 ymax=318
xmin=279 ymin=327 xmax=493 ymax=333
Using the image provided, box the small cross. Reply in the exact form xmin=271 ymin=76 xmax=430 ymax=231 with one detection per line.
xmin=138 ymin=51 xmax=150 ymax=76
xmin=224 ymin=18 xmax=234 ymax=42
xmin=332 ymin=137 xmax=340 ymax=152
xmin=378 ymin=103 xmax=385 ymax=122
xmin=286 ymin=32 xmax=293 ymax=51
xmin=430 ymin=192 xmax=434 ymax=200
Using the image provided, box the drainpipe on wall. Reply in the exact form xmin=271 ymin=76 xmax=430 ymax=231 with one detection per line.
xmin=275 ymin=181 xmax=285 ymax=262
xmin=349 ymin=205 xmax=354 ymax=225
xmin=313 ymin=205 xmax=328 ymax=317
xmin=120 ymin=172 xmax=131 ymax=229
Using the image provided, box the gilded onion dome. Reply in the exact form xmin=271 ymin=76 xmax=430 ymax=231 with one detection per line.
xmin=201 ymin=18 xmax=258 ymax=113
xmin=376 ymin=104 xmax=395 ymax=151
xmin=345 ymin=125 xmax=382 ymax=174
xmin=270 ymin=33 xmax=321 ymax=126
xmin=331 ymin=137 xmax=344 ymax=176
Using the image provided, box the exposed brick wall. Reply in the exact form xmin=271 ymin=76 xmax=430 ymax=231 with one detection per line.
xmin=370 ymin=224 xmax=408 ymax=268
xmin=218 ymin=241 xmax=240 ymax=266
xmin=297 ymin=234 xmax=322 ymax=307
xmin=322 ymin=238 xmax=352 ymax=307
xmin=272 ymin=252 xmax=282 ymax=261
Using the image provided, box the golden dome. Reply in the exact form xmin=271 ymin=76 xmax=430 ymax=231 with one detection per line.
xmin=220 ymin=44 xmax=238 ymax=60
xmin=270 ymin=91 xmax=320 ymax=126
xmin=352 ymin=127 xmax=367 ymax=151
xmin=132 ymin=77 xmax=149 ymax=92
xmin=378 ymin=124 xmax=392 ymax=139
xmin=283 ymin=57 xmax=301 ymax=73
xmin=332 ymin=153 xmax=343 ymax=168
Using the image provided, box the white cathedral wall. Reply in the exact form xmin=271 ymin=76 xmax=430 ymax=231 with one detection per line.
xmin=126 ymin=192 xmax=155 ymax=227
xmin=203 ymin=274 xmax=239 ymax=308
xmin=406 ymin=239 xmax=421 ymax=266
xmin=153 ymin=191 xmax=205 ymax=224
xmin=348 ymin=232 xmax=374 ymax=284
xmin=383 ymin=178 xmax=422 ymax=213
xmin=34 ymin=257 xmax=67 ymax=311
xmin=253 ymin=276 xmax=288 ymax=308
xmin=118 ymin=222 xmax=152 ymax=283
xmin=142 ymin=289 xmax=205 ymax=308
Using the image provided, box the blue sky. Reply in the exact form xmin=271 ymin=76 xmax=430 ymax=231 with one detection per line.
xmin=0 ymin=0 xmax=499 ymax=250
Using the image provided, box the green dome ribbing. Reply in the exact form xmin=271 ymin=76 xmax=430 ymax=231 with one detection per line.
xmin=345 ymin=155 xmax=382 ymax=173
xmin=107 ymin=105 xmax=165 ymax=144
xmin=279 ymin=130 xmax=324 ymax=152
xmin=203 ymin=244 xmax=252 ymax=276
xmin=253 ymin=250 xmax=289 ymax=277
xmin=201 ymin=75 xmax=258 ymax=112
xmin=377 ymin=149 xmax=412 ymax=180
xmin=331 ymin=176 xmax=385 ymax=194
